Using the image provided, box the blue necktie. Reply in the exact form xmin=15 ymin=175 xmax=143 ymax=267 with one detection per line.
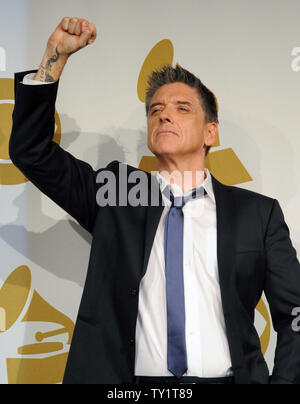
xmin=164 ymin=187 xmax=206 ymax=379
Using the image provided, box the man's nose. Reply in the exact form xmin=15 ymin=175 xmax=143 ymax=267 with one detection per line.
xmin=159 ymin=110 xmax=172 ymax=123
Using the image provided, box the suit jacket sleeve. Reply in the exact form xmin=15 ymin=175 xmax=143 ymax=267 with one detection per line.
xmin=264 ymin=199 xmax=300 ymax=384
xmin=9 ymin=71 xmax=105 ymax=233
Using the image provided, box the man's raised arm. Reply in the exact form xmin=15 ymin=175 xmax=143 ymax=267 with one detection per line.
xmin=9 ymin=18 xmax=110 ymax=234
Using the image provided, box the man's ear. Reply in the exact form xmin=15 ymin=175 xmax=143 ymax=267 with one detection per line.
xmin=204 ymin=122 xmax=218 ymax=147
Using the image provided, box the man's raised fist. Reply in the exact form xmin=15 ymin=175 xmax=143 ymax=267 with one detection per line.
xmin=48 ymin=17 xmax=97 ymax=56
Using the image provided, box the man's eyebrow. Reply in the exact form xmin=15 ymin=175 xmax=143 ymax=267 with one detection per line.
xmin=149 ymin=100 xmax=192 ymax=110
xmin=149 ymin=102 xmax=164 ymax=111
xmin=176 ymin=101 xmax=193 ymax=107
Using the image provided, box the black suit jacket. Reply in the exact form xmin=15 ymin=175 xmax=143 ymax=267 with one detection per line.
xmin=9 ymin=71 xmax=300 ymax=384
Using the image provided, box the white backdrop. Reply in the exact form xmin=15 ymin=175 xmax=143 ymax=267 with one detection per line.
xmin=1 ymin=0 xmax=300 ymax=384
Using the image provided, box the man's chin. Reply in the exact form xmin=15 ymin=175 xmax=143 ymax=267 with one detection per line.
xmin=150 ymin=145 xmax=181 ymax=158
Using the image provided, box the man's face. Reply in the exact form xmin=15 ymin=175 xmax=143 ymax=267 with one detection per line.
xmin=147 ymin=82 xmax=213 ymax=161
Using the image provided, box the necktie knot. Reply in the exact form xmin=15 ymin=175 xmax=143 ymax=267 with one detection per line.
xmin=170 ymin=195 xmax=185 ymax=209
xmin=167 ymin=186 xmax=207 ymax=208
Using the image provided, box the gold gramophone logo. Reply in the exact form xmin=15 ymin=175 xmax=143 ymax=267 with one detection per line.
xmin=0 ymin=78 xmax=61 ymax=185
xmin=137 ymin=40 xmax=271 ymax=355
xmin=0 ymin=266 xmax=74 ymax=384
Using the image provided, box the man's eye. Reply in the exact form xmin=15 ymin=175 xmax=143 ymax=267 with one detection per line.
xmin=151 ymin=109 xmax=160 ymax=115
xmin=179 ymin=107 xmax=188 ymax=112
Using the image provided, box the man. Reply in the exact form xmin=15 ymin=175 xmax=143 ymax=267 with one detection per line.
xmin=9 ymin=18 xmax=300 ymax=384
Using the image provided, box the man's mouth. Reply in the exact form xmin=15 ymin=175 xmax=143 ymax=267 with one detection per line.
xmin=156 ymin=129 xmax=178 ymax=137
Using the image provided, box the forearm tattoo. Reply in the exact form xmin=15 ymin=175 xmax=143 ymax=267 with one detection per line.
xmin=39 ymin=46 xmax=60 ymax=82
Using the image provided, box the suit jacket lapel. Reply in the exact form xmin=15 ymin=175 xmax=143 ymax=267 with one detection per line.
xmin=211 ymin=176 xmax=236 ymax=315
xmin=141 ymin=174 xmax=164 ymax=278
xmin=212 ymin=176 xmax=248 ymax=381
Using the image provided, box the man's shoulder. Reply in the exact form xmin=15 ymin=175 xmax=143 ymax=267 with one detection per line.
xmin=212 ymin=175 xmax=275 ymax=207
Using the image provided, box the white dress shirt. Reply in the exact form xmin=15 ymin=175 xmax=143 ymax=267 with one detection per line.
xmin=135 ymin=170 xmax=232 ymax=377
xmin=23 ymin=73 xmax=232 ymax=377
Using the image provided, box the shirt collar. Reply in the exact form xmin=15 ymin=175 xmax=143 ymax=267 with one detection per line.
xmin=156 ymin=168 xmax=215 ymax=203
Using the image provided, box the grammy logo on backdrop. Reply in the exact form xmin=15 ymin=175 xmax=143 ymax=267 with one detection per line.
xmin=0 ymin=266 xmax=74 ymax=384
